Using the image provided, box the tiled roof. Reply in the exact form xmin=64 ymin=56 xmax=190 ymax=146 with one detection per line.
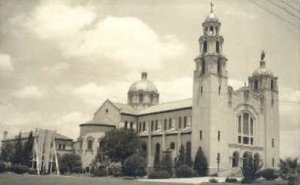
xmin=3 ymin=131 xmax=73 ymax=141
xmin=113 ymin=99 xmax=192 ymax=116
xmin=114 ymin=103 xmax=139 ymax=115
xmin=139 ymin=98 xmax=192 ymax=115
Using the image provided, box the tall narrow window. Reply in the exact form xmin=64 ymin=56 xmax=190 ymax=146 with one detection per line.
xmin=164 ymin=119 xmax=167 ymax=130
xmin=151 ymin=121 xmax=154 ymax=131
xmin=155 ymin=120 xmax=158 ymax=130
xmin=218 ymin=86 xmax=221 ymax=95
xmin=201 ymin=86 xmax=203 ymax=95
xmin=271 ymin=79 xmax=274 ymax=90
xmin=203 ymin=41 xmax=207 ymax=54
xmin=178 ymin=117 xmax=182 ymax=129
xmin=272 ymin=138 xmax=275 ymax=147
xmin=238 ymin=116 xmax=241 ymax=133
xmin=200 ymin=130 xmax=203 ymax=140
xmin=184 ymin=116 xmax=187 ymax=128
xmin=130 ymin=122 xmax=134 ymax=130
xmin=217 ymin=58 xmax=221 ymax=74
xmin=250 ymin=118 xmax=253 ymax=135
xmin=87 ymin=140 xmax=93 ymax=150
xmin=125 ymin=121 xmax=128 ymax=129
xmin=243 ymin=113 xmax=249 ymax=135
xmin=218 ymin=131 xmax=221 ymax=141
xmin=143 ymin=122 xmax=146 ymax=131
xmin=272 ymin=158 xmax=275 ymax=167
xmin=139 ymin=93 xmax=143 ymax=102
xmin=254 ymin=79 xmax=259 ymax=90
xmin=209 ymin=26 xmax=213 ymax=34
xmin=216 ymin=41 xmax=220 ymax=53
xmin=169 ymin=118 xmax=172 ymax=129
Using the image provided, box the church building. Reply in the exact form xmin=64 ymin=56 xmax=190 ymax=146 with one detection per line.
xmin=75 ymin=6 xmax=280 ymax=174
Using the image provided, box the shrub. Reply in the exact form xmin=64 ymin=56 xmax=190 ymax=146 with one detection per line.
xmin=108 ymin=162 xmax=123 ymax=177
xmin=175 ymin=164 xmax=197 ymax=178
xmin=258 ymin=168 xmax=279 ymax=180
xmin=72 ymin=166 xmax=83 ymax=173
xmin=12 ymin=164 xmax=29 ymax=174
xmin=0 ymin=161 xmax=6 ymax=173
xmin=124 ymin=154 xmax=146 ymax=177
xmin=28 ymin=168 xmax=36 ymax=175
xmin=288 ymin=175 xmax=300 ymax=185
xmin=59 ymin=153 xmax=82 ymax=174
xmin=225 ymin=177 xmax=238 ymax=183
xmin=241 ymin=157 xmax=262 ymax=183
xmin=148 ymin=170 xmax=171 ymax=179
xmin=160 ymin=152 xmax=173 ymax=176
xmin=209 ymin=178 xmax=219 ymax=183
xmin=92 ymin=167 xmax=107 ymax=177
xmin=193 ymin=147 xmax=208 ymax=176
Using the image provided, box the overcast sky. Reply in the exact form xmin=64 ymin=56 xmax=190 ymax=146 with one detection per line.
xmin=0 ymin=0 xmax=299 ymax=158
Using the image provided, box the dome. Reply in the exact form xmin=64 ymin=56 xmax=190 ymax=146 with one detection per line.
xmin=205 ymin=12 xmax=219 ymax=22
xmin=129 ymin=72 xmax=158 ymax=93
xmin=252 ymin=61 xmax=274 ymax=77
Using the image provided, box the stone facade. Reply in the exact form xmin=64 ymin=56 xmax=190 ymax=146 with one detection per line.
xmin=76 ymin=8 xmax=280 ymax=175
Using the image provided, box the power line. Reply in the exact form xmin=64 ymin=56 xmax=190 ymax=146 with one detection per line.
xmin=279 ymin=0 xmax=300 ymax=14
xmin=248 ymin=0 xmax=299 ymax=29
xmin=267 ymin=0 xmax=300 ymax=20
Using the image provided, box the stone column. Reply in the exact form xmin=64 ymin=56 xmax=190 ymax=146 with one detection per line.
xmin=162 ymin=133 xmax=166 ymax=151
xmin=177 ymin=132 xmax=182 ymax=154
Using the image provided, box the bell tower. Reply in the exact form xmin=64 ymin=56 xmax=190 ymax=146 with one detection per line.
xmin=192 ymin=3 xmax=229 ymax=174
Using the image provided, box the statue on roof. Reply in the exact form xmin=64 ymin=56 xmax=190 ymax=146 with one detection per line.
xmin=261 ymin=50 xmax=265 ymax=60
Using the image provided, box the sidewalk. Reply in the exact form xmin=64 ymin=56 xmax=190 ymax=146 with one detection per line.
xmin=138 ymin=177 xmax=241 ymax=184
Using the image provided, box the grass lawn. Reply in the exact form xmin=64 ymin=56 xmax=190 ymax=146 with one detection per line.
xmin=0 ymin=173 xmax=191 ymax=185
xmin=0 ymin=173 xmax=288 ymax=185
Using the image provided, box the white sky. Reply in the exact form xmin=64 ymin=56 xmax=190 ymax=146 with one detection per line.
xmin=0 ymin=0 xmax=299 ymax=158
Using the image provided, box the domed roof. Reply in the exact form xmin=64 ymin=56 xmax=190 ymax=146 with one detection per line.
xmin=205 ymin=12 xmax=219 ymax=22
xmin=129 ymin=72 xmax=158 ymax=93
xmin=252 ymin=61 xmax=274 ymax=77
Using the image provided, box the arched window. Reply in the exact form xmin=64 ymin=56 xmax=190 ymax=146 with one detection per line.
xmin=232 ymin=151 xmax=240 ymax=167
xmin=139 ymin=93 xmax=143 ymax=102
xmin=170 ymin=142 xmax=175 ymax=150
xmin=216 ymin=41 xmax=220 ymax=53
xmin=237 ymin=113 xmax=254 ymax=145
xmin=87 ymin=140 xmax=93 ymax=150
xmin=203 ymin=41 xmax=207 ymax=53
xmin=209 ymin=26 xmax=213 ymax=34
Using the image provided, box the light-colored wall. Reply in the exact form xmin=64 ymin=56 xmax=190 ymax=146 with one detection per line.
xmin=93 ymin=100 xmax=121 ymax=125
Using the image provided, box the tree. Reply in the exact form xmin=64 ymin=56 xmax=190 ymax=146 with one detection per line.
xmin=100 ymin=129 xmax=143 ymax=165
xmin=59 ymin=153 xmax=82 ymax=174
xmin=13 ymin=132 xmax=24 ymax=164
xmin=193 ymin=147 xmax=208 ymax=176
xmin=278 ymin=157 xmax=300 ymax=185
xmin=124 ymin=154 xmax=147 ymax=177
xmin=0 ymin=142 xmax=14 ymax=162
xmin=160 ymin=152 xmax=173 ymax=176
xmin=241 ymin=156 xmax=262 ymax=183
xmin=185 ymin=142 xmax=192 ymax=166
xmin=23 ymin=131 xmax=34 ymax=165
xmin=176 ymin=144 xmax=185 ymax=168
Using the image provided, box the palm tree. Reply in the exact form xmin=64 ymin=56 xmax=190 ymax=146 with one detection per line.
xmin=278 ymin=157 xmax=300 ymax=185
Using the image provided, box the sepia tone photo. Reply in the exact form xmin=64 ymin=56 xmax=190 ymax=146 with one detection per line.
xmin=0 ymin=0 xmax=299 ymax=185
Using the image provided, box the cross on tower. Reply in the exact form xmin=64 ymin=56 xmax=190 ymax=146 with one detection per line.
xmin=210 ymin=2 xmax=214 ymax=13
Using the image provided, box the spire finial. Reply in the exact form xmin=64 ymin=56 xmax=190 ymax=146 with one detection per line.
xmin=260 ymin=50 xmax=266 ymax=67
xmin=210 ymin=2 xmax=214 ymax=13
xmin=261 ymin=50 xmax=265 ymax=60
